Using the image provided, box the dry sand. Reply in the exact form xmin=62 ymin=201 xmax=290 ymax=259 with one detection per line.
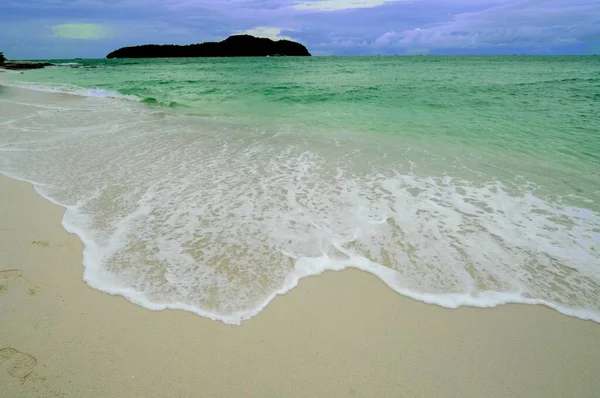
xmin=1 ymin=174 xmax=599 ymax=397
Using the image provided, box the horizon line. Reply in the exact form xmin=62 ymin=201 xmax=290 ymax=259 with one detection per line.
xmin=11 ymin=53 xmax=599 ymax=60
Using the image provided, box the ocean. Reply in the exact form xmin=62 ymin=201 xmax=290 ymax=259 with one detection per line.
xmin=0 ymin=56 xmax=598 ymax=324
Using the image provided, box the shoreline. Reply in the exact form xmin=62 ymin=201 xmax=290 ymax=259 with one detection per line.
xmin=1 ymin=173 xmax=600 ymax=397
xmin=1 ymin=84 xmax=597 ymax=325
xmin=4 ymin=166 xmax=599 ymax=326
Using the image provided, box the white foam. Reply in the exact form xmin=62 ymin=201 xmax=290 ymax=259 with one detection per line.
xmin=1 ymin=80 xmax=139 ymax=102
xmin=0 ymin=98 xmax=88 ymax=111
xmin=1 ymin=86 xmax=599 ymax=325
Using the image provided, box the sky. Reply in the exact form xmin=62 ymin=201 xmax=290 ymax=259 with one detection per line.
xmin=1 ymin=0 xmax=599 ymax=58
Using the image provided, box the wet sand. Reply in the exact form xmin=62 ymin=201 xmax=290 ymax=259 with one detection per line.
xmin=1 ymin=174 xmax=599 ymax=397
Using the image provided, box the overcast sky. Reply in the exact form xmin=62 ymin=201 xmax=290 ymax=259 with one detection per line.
xmin=1 ymin=0 xmax=599 ymax=58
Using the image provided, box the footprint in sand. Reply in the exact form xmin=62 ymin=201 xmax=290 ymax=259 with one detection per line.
xmin=0 ymin=347 xmax=38 ymax=380
xmin=0 ymin=269 xmax=23 ymax=280
xmin=0 ymin=269 xmax=24 ymax=295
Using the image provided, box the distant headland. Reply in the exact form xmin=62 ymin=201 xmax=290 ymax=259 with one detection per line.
xmin=106 ymin=35 xmax=311 ymax=59
xmin=0 ymin=51 xmax=53 ymax=70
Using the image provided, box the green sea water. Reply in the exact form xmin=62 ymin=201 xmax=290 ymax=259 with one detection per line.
xmin=1 ymin=56 xmax=599 ymax=323
xmin=10 ymin=56 xmax=600 ymax=206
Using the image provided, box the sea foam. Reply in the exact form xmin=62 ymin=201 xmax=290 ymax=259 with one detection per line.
xmin=1 ymin=80 xmax=139 ymax=102
xmin=1 ymin=85 xmax=599 ymax=325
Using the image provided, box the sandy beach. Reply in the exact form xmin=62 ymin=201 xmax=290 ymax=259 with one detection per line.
xmin=0 ymin=174 xmax=598 ymax=397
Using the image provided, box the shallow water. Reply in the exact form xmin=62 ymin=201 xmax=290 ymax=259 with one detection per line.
xmin=1 ymin=56 xmax=599 ymax=324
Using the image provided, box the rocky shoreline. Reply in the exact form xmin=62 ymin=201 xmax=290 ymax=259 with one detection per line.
xmin=0 ymin=62 xmax=54 ymax=70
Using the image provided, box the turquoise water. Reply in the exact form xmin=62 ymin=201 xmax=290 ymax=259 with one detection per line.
xmin=1 ymin=56 xmax=599 ymax=323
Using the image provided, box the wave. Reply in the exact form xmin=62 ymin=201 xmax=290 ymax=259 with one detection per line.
xmin=5 ymin=158 xmax=600 ymax=325
xmin=0 ymin=80 xmax=175 ymax=107
xmin=2 ymin=85 xmax=599 ymax=325
xmin=141 ymin=96 xmax=158 ymax=104
xmin=511 ymin=76 xmax=600 ymax=87
xmin=2 ymin=82 xmax=138 ymax=100
xmin=2 ymin=75 xmax=599 ymax=325
xmin=54 ymin=62 xmax=81 ymax=67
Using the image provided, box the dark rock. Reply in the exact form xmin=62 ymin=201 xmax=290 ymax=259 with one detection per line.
xmin=106 ymin=35 xmax=311 ymax=59
xmin=1 ymin=62 xmax=54 ymax=70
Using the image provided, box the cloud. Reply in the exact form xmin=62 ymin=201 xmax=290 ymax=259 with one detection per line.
xmin=373 ymin=30 xmax=398 ymax=46
xmin=375 ymin=0 xmax=600 ymax=51
xmin=293 ymin=0 xmax=414 ymax=11
xmin=238 ymin=26 xmax=294 ymax=40
xmin=51 ymin=23 xmax=113 ymax=40
xmin=2 ymin=0 xmax=599 ymax=57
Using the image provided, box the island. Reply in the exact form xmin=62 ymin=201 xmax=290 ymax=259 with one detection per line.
xmin=106 ymin=35 xmax=311 ymax=59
